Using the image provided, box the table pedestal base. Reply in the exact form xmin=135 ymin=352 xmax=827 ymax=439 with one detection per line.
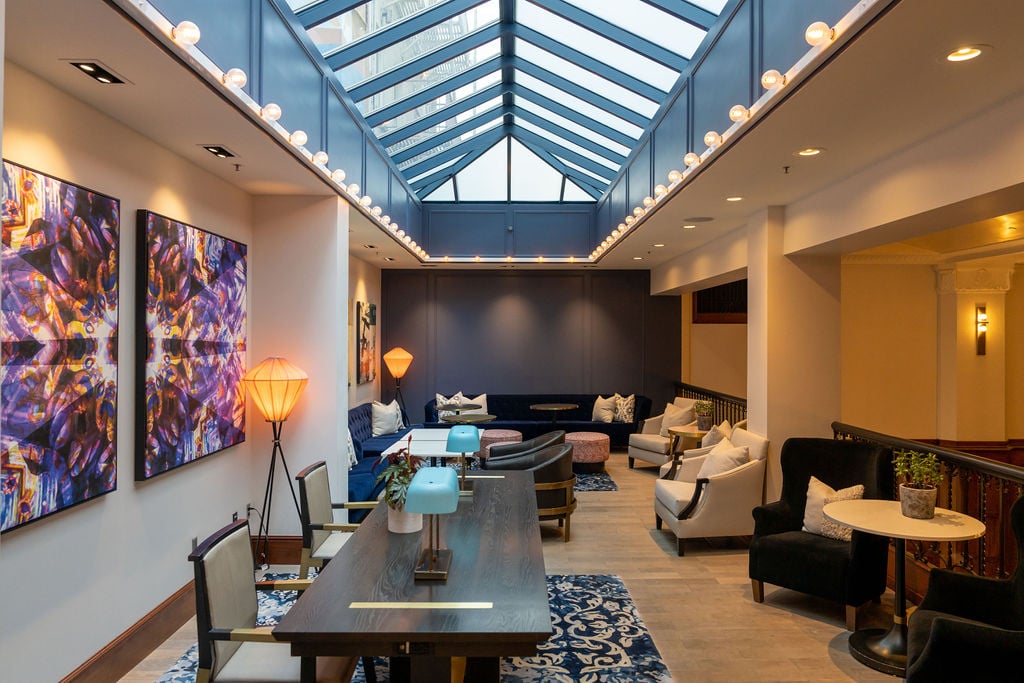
xmin=848 ymin=624 xmax=907 ymax=677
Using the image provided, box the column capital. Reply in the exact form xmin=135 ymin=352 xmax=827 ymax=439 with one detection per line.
xmin=936 ymin=266 xmax=1014 ymax=293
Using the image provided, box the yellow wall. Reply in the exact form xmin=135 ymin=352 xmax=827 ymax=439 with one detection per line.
xmin=1007 ymin=268 xmax=1024 ymax=439
xmin=690 ymin=323 xmax=747 ymax=398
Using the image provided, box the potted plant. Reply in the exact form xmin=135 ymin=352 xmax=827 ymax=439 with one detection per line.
xmin=894 ymin=449 xmax=944 ymax=519
xmin=694 ymin=400 xmax=714 ymax=431
xmin=376 ymin=436 xmax=425 ymax=533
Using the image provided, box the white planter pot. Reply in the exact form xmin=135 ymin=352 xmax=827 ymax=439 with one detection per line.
xmin=387 ymin=506 xmax=423 ymax=533
xmin=899 ymin=484 xmax=937 ymax=519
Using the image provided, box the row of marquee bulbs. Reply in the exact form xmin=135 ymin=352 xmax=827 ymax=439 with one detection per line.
xmin=169 ymin=20 xmax=428 ymax=260
xmin=589 ymin=20 xmax=835 ymax=260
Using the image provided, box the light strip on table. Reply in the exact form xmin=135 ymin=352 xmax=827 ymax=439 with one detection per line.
xmin=350 ymin=602 xmax=493 ymax=609
xmin=466 ymin=475 xmax=505 ymax=479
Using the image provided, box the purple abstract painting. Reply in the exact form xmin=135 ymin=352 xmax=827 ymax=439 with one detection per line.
xmin=137 ymin=211 xmax=246 ymax=480
xmin=1 ymin=161 xmax=119 ymax=533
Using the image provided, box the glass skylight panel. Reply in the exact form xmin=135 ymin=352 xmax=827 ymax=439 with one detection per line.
xmin=386 ymin=97 xmax=502 ymax=155
xmin=687 ymin=0 xmax=729 ymax=13
xmin=510 ymin=139 xmax=561 ymax=201
xmin=514 ymin=98 xmax=631 ymax=157
xmin=424 ymin=178 xmax=456 ymax=201
xmin=555 ymin=155 xmax=611 ymax=184
xmin=515 ymin=71 xmax=644 ymax=139
xmin=341 ymin=11 xmax=500 ymax=88
xmin=285 ymin=0 xmax=318 ymax=11
xmin=310 ymin=0 xmax=451 ymax=59
xmin=515 ymin=42 xmax=657 ymax=118
xmin=366 ymin=67 xmax=500 ymax=123
xmin=562 ymin=180 xmax=595 ymax=202
xmin=397 ymin=118 xmax=502 ymax=170
xmin=454 ymin=142 xmax=508 ymax=200
xmin=561 ymin=0 xmax=707 ymax=59
xmin=515 ymin=1 xmax=677 ymax=92
xmin=517 ymin=119 xmax=617 ymax=171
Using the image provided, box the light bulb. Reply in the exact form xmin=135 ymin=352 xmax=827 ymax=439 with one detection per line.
xmin=611 ymin=229 xmax=620 ymax=238
xmin=684 ymin=152 xmax=700 ymax=167
xmin=360 ymin=195 xmax=373 ymax=207
xmin=403 ymin=235 xmax=411 ymax=244
xmin=381 ymin=215 xmax=391 ymax=226
xmin=805 ymin=21 xmax=834 ymax=46
xmin=729 ymin=104 xmax=749 ymax=122
xmin=947 ymin=46 xmax=983 ymax=62
xmin=625 ymin=216 xmax=636 ymax=226
xmin=261 ymin=103 xmax=282 ymax=121
xmin=761 ymin=69 xmax=786 ymax=89
xmin=289 ymin=130 xmax=308 ymax=146
xmin=474 ymin=255 xmax=481 ymax=262
xmin=633 ymin=207 xmax=645 ymax=218
xmin=313 ymin=151 xmax=329 ymax=166
xmin=372 ymin=206 xmax=382 ymax=217
xmin=347 ymin=183 xmax=360 ymax=195
xmin=704 ymin=131 xmax=721 ymax=147
xmin=222 ymin=68 xmax=247 ymax=88
xmin=667 ymin=170 xmax=683 ymax=183
xmin=172 ymin=20 xmax=201 ymax=46
xmin=643 ymin=196 xmax=655 ymax=208
xmin=396 ymin=229 xmax=406 ymax=238
xmin=409 ymin=240 xmax=417 ymax=249
xmin=331 ymin=169 xmax=346 ymax=184
xmin=390 ymin=223 xmax=399 ymax=233
xmin=618 ymin=223 xmax=627 ymax=232
xmin=654 ymin=184 xmax=668 ymax=197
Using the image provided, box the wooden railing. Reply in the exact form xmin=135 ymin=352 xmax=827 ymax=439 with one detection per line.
xmin=832 ymin=422 xmax=1023 ymax=581
xmin=673 ymin=381 xmax=747 ymax=426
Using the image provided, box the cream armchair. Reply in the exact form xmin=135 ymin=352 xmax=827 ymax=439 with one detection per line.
xmin=653 ymin=427 xmax=769 ymax=556
xmin=627 ymin=397 xmax=697 ymax=468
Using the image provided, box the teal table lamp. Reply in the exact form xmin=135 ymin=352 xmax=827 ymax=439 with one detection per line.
xmin=446 ymin=425 xmax=481 ymax=494
xmin=405 ymin=467 xmax=460 ymax=580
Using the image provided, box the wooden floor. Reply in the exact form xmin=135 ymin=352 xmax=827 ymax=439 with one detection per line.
xmin=121 ymin=451 xmax=895 ymax=682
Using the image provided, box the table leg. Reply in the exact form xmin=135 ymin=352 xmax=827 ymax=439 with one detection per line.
xmin=848 ymin=537 xmax=908 ymax=676
xmin=299 ymin=656 xmax=316 ymax=683
xmin=388 ymin=656 xmax=452 ymax=682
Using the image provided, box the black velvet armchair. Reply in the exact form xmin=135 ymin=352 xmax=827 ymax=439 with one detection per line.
xmin=748 ymin=437 xmax=893 ymax=630
xmin=482 ymin=430 xmax=565 ymax=467
xmin=905 ymin=496 xmax=1024 ymax=682
xmin=483 ymin=443 xmax=577 ymax=541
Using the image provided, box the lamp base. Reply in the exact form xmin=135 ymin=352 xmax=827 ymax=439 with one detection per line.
xmin=414 ymin=548 xmax=452 ymax=581
xmin=459 ymin=479 xmax=475 ymax=497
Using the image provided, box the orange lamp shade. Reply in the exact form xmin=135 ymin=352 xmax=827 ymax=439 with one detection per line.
xmin=383 ymin=347 xmax=414 ymax=379
xmin=242 ymin=357 xmax=308 ymax=422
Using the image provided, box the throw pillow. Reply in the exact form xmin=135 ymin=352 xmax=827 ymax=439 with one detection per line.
xmin=435 ymin=391 xmax=464 ymax=419
xmin=701 ymin=420 xmax=732 ymax=448
xmin=613 ymin=393 xmax=635 ymax=423
xmin=346 ymin=430 xmax=358 ymax=468
xmin=461 ymin=392 xmax=488 ymax=415
xmin=371 ymin=399 xmax=403 ymax=436
xmin=696 ymin=444 xmax=749 ymax=479
xmin=659 ymin=401 xmax=695 ymax=437
xmin=592 ymin=395 xmax=616 ymax=423
xmin=802 ymin=476 xmax=865 ymax=541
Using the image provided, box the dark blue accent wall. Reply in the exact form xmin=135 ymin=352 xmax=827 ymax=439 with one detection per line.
xmin=424 ymin=203 xmax=595 ymax=258
xmin=381 ymin=270 xmax=681 ymax=422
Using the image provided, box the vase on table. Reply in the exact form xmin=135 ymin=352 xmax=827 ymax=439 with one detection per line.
xmin=387 ymin=506 xmax=423 ymax=533
xmin=899 ymin=483 xmax=937 ymax=519
xmin=696 ymin=414 xmax=714 ymax=431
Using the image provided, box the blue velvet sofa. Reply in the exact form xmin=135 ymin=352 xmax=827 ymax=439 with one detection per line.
xmin=423 ymin=393 xmax=651 ymax=449
xmin=346 ymin=403 xmax=414 ymax=517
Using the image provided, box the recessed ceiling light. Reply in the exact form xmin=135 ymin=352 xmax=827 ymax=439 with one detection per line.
xmin=201 ymin=145 xmax=235 ymax=159
xmin=683 ymin=224 xmax=696 ymax=229
xmin=947 ymin=46 xmax=984 ymax=62
xmin=383 ymin=256 xmax=395 ymax=262
xmin=633 ymin=256 xmax=643 ymax=261
xmin=653 ymin=243 xmax=665 ymax=248
xmin=362 ymin=244 xmax=376 ymax=249
xmin=68 ymin=61 xmax=125 ymax=84
xmin=795 ymin=147 xmax=825 ymax=157
xmin=726 ymin=196 xmax=744 ymax=202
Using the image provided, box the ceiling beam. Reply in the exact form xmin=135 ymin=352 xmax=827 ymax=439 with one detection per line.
xmin=510 ymin=84 xmax=637 ymax=148
xmin=636 ymin=0 xmax=718 ymax=31
xmin=401 ymin=126 xmax=506 ymax=179
xmin=511 ymin=126 xmax=615 ymax=181
xmin=515 ymin=59 xmax=650 ymax=128
xmin=529 ymin=0 xmax=688 ymax=70
xmin=411 ymin=139 xmax=498 ymax=194
xmin=391 ymin=107 xmax=508 ymax=164
xmin=364 ymin=57 xmax=500 ymax=127
xmin=513 ymin=107 xmax=626 ymax=166
xmin=377 ymin=83 xmax=504 ymax=147
xmin=295 ymin=0 xmax=365 ymax=29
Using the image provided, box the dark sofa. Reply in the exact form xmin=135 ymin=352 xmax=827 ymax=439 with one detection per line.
xmin=346 ymin=403 xmax=415 ymax=516
xmin=423 ymin=393 xmax=651 ymax=448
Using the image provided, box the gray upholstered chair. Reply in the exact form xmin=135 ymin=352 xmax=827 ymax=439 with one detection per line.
xmin=189 ymin=519 xmax=355 ymax=683
xmin=295 ymin=460 xmax=377 ymax=579
xmin=482 ymin=430 xmax=565 ymax=467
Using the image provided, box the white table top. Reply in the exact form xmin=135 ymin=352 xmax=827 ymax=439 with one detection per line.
xmin=823 ymin=499 xmax=985 ymax=542
xmin=382 ymin=428 xmax=461 ymax=458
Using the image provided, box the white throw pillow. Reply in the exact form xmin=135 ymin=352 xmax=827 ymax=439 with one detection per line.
xmin=659 ymin=402 xmax=695 ymax=437
xmin=802 ymin=476 xmax=865 ymax=542
xmin=372 ymin=400 xmax=403 ymax=436
xmin=435 ymin=391 xmax=464 ymax=419
xmin=592 ymin=395 xmax=616 ymax=423
xmin=696 ymin=445 xmax=749 ymax=479
xmin=701 ymin=420 xmax=732 ymax=447
xmin=461 ymin=393 xmax=488 ymax=415
xmin=346 ymin=430 xmax=358 ymax=468
xmin=613 ymin=393 xmax=635 ymax=423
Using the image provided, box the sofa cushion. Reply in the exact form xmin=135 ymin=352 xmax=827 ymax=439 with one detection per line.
xmin=730 ymin=427 xmax=770 ymax=462
xmin=372 ymin=400 xmax=404 ymax=436
xmin=435 ymin=391 xmax=464 ymax=419
xmin=614 ymin=393 xmax=635 ymax=423
xmin=696 ymin=445 xmax=749 ymax=479
xmin=655 ymin=478 xmax=697 ymax=517
xmin=660 ymin=402 xmax=695 ymax=437
xmin=592 ymin=395 xmax=616 ymax=423
xmin=462 ymin=392 xmax=488 ymax=415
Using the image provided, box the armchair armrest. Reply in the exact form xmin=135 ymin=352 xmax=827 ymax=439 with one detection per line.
xmin=209 ymin=626 xmax=278 ymax=643
xmin=752 ymin=499 xmax=800 ymax=536
xmin=679 ymin=459 xmax=764 ymax=520
xmin=311 ymin=522 xmax=359 ymax=532
xmin=334 ymin=501 xmax=378 ymax=510
xmin=661 ymin=447 xmax=712 ymax=480
xmin=257 ymin=578 xmax=313 ymax=592
xmin=907 ymin=615 xmax=1024 ymax=681
xmin=918 ymin=569 xmax=1019 ymax=627
xmin=641 ymin=414 xmax=664 ymax=434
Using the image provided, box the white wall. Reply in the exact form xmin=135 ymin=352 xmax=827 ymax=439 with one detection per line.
xmin=348 ymin=255 xmax=382 ymax=408
xmin=0 ymin=63 xmax=259 ymax=681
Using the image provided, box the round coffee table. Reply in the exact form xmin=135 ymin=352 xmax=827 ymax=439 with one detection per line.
xmin=530 ymin=402 xmax=579 ymax=426
xmin=440 ymin=413 xmax=496 ymax=424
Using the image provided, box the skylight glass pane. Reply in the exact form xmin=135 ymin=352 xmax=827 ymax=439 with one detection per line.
xmin=308 ymin=0 xmax=450 ymax=57
xmin=516 ymin=1 xmax=677 ymax=91
xmin=397 ymin=118 xmax=502 ymax=170
xmin=555 ymin=155 xmax=610 ymax=185
xmin=562 ymin=180 xmax=594 ymax=201
xmin=688 ymin=0 xmax=729 ymax=13
xmin=341 ymin=14 xmax=500 ymax=88
xmin=386 ymin=97 xmax=502 ymax=156
xmin=514 ymin=96 xmax=632 ymax=157
xmin=515 ymin=71 xmax=643 ymax=137
xmin=285 ymin=0 xmax=319 ymax=10
xmin=510 ymin=139 xmax=561 ymax=201
xmin=561 ymin=0 xmax=708 ymax=59
xmin=455 ymin=141 xmax=508 ymax=201
xmin=408 ymin=154 xmax=464 ymax=185
xmin=424 ymin=178 xmax=456 ymax=201
xmin=516 ymin=119 xmax=617 ymax=171
xmin=516 ymin=41 xmax=657 ymax=118
xmin=372 ymin=71 xmax=500 ymax=137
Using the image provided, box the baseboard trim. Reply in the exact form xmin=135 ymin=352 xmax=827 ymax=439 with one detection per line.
xmin=61 ymin=581 xmax=195 ymax=683
xmin=256 ymin=534 xmax=303 ymax=565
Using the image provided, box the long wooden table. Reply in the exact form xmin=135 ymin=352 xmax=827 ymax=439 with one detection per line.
xmin=273 ymin=470 xmax=551 ymax=683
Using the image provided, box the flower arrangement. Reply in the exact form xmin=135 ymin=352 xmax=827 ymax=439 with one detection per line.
xmin=375 ymin=436 xmax=425 ymax=509
xmin=894 ymin=449 xmax=943 ymax=489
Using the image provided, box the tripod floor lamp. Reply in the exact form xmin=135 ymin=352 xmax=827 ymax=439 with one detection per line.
xmin=383 ymin=346 xmax=413 ymax=423
xmin=242 ymin=356 xmax=308 ymax=568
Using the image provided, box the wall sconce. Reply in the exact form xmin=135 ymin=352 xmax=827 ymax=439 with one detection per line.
xmin=976 ymin=306 xmax=988 ymax=355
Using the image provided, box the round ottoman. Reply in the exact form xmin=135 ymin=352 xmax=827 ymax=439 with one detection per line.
xmin=477 ymin=429 xmax=522 ymax=459
xmin=565 ymin=432 xmax=610 ymax=473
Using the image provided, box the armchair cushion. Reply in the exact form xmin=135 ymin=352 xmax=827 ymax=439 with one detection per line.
xmin=802 ymin=476 xmax=864 ymax=542
xmin=592 ymin=395 xmax=616 ymax=423
xmin=701 ymin=421 xmax=731 ymax=447
xmin=654 ymin=479 xmax=698 ymax=517
xmin=696 ymin=445 xmax=749 ymax=479
xmin=659 ymin=402 xmax=695 ymax=436
xmin=632 ymin=432 xmax=673 ymax=455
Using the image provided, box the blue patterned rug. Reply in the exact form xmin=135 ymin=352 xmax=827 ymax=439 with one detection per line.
xmin=159 ymin=574 xmax=667 ymax=683
xmin=574 ymin=471 xmax=618 ymax=492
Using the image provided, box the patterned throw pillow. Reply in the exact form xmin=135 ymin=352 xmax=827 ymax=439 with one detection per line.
xmin=435 ymin=391 xmax=464 ymax=419
xmin=346 ymin=430 xmax=358 ymax=468
xmin=802 ymin=476 xmax=865 ymax=542
xmin=592 ymin=395 xmax=616 ymax=423
xmin=613 ymin=393 xmax=635 ymax=423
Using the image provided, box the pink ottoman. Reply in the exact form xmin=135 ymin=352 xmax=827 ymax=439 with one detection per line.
xmin=565 ymin=432 xmax=610 ymax=473
xmin=477 ymin=429 xmax=522 ymax=459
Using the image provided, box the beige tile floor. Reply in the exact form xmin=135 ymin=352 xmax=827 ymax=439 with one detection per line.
xmin=121 ymin=451 xmax=895 ymax=682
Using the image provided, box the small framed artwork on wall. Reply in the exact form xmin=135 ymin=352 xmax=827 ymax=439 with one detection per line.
xmin=1 ymin=160 xmax=120 ymax=533
xmin=136 ymin=210 xmax=247 ymax=480
xmin=356 ymin=300 xmax=376 ymax=385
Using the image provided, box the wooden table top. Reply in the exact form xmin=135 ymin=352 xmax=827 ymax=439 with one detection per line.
xmin=440 ymin=413 xmax=496 ymax=424
xmin=273 ymin=471 xmax=551 ymax=658
xmin=529 ymin=403 xmax=579 ymax=411
xmin=667 ymin=425 xmax=707 ymax=437
xmin=823 ymin=499 xmax=985 ymax=542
